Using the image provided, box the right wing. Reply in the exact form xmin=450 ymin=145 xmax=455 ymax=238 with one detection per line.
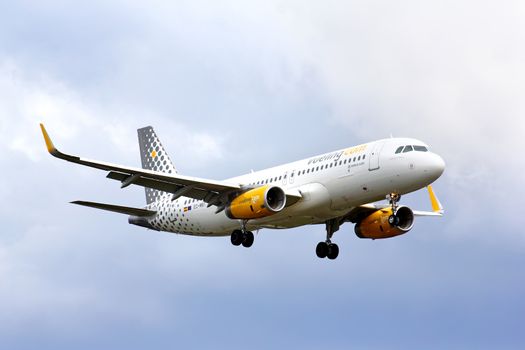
xmin=40 ymin=124 xmax=302 ymax=208
xmin=41 ymin=123 xmax=241 ymax=206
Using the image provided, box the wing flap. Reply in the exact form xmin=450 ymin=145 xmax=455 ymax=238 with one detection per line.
xmin=106 ymin=171 xmax=215 ymax=201
xmin=71 ymin=200 xmax=157 ymax=217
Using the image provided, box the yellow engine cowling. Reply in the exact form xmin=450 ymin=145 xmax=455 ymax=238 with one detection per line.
xmin=355 ymin=206 xmax=414 ymax=239
xmin=226 ymin=186 xmax=286 ymax=220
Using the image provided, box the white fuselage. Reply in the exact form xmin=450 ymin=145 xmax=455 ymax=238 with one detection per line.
xmin=144 ymin=137 xmax=445 ymax=236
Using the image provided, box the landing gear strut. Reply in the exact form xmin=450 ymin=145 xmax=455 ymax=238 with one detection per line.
xmin=230 ymin=220 xmax=254 ymax=248
xmin=316 ymin=219 xmax=340 ymax=260
xmin=387 ymin=193 xmax=401 ymax=226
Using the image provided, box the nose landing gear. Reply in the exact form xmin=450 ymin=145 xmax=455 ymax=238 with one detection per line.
xmin=387 ymin=193 xmax=401 ymax=226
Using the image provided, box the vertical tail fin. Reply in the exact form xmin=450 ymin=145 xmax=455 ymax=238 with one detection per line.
xmin=137 ymin=126 xmax=177 ymax=204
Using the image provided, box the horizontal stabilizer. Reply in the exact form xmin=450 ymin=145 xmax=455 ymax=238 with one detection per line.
xmin=71 ymin=201 xmax=157 ymax=217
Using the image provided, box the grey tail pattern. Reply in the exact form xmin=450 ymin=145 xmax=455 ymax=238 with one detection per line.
xmin=138 ymin=126 xmax=177 ymax=204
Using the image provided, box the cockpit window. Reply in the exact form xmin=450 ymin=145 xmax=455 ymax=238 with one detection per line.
xmin=403 ymin=145 xmax=413 ymax=153
xmin=395 ymin=146 xmax=404 ymax=154
xmin=413 ymin=145 xmax=428 ymax=152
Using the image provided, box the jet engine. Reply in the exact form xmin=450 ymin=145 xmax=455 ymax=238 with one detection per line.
xmin=355 ymin=206 xmax=414 ymax=239
xmin=226 ymin=185 xmax=286 ymax=220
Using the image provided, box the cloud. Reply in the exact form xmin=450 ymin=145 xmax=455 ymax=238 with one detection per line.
xmin=0 ymin=58 xmax=226 ymax=168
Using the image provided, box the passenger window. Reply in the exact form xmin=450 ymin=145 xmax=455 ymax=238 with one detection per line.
xmin=279 ymin=176 xmax=282 ymax=180
xmin=403 ymin=145 xmax=413 ymax=153
xmin=395 ymin=146 xmax=404 ymax=154
xmin=316 ymin=166 xmax=319 ymax=171
xmin=353 ymin=157 xmax=356 ymax=162
xmin=414 ymin=145 xmax=428 ymax=152
xmin=363 ymin=155 xmax=366 ymax=159
xmin=358 ymin=156 xmax=361 ymax=161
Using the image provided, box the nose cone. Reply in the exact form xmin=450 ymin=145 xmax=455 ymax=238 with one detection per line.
xmin=425 ymin=153 xmax=445 ymax=181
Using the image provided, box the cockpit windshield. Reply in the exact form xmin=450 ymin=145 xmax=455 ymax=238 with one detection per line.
xmin=395 ymin=145 xmax=428 ymax=154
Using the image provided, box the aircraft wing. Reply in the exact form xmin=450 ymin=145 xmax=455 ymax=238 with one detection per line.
xmin=343 ymin=185 xmax=444 ymax=223
xmin=40 ymin=124 xmax=302 ymax=207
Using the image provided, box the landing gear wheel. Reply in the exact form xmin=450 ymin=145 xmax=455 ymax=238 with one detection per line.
xmin=316 ymin=242 xmax=328 ymax=258
xmin=230 ymin=230 xmax=244 ymax=246
xmin=242 ymin=231 xmax=254 ymax=248
xmin=327 ymin=243 xmax=339 ymax=260
xmin=388 ymin=215 xmax=400 ymax=226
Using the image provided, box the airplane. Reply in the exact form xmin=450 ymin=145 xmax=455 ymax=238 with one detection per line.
xmin=39 ymin=124 xmax=445 ymax=260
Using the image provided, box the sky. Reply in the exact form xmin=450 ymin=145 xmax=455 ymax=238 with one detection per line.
xmin=1 ymin=1 xmax=524 ymax=349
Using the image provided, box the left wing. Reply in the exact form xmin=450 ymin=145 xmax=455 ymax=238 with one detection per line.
xmin=412 ymin=185 xmax=444 ymax=216
xmin=40 ymin=124 xmax=302 ymax=208
xmin=343 ymin=185 xmax=444 ymax=223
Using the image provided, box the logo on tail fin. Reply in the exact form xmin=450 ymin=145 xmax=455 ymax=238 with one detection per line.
xmin=137 ymin=126 xmax=178 ymax=204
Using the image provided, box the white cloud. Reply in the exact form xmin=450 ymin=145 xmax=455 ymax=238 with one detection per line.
xmin=0 ymin=59 xmax=227 ymax=167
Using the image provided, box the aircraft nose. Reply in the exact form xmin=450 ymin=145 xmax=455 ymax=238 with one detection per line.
xmin=425 ymin=153 xmax=445 ymax=180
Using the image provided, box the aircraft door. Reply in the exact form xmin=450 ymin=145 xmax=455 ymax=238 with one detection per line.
xmin=290 ymin=170 xmax=295 ymax=184
xmin=368 ymin=141 xmax=385 ymax=171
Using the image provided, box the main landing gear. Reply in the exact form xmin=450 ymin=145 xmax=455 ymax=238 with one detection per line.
xmin=316 ymin=219 xmax=340 ymax=260
xmin=387 ymin=193 xmax=401 ymax=226
xmin=230 ymin=220 xmax=254 ymax=248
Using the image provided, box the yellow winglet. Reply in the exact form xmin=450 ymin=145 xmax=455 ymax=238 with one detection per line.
xmin=427 ymin=185 xmax=443 ymax=213
xmin=40 ymin=123 xmax=57 ymax=154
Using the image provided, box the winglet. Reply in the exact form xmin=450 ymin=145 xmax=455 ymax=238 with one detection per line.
xmin=40 ymin=123 xmax=58 ymax=155
xmin=427 ymin=185 xmax=444 ymax=214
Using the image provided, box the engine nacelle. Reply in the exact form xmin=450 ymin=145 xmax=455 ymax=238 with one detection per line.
xmin=355 ymin=206 xmax=414 ymax=239
xmin=226 ymin=185 xmax=286 ymax=220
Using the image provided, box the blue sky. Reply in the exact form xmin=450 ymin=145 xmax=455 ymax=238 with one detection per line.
xmin=1 ymin=1 xmax=524 ymax=349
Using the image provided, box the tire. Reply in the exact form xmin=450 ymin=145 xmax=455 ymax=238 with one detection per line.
xmin=230 ymin=230 xmax=243 ymax=246
xmin=388 ymin=215 xmax=396 ymax=225
xmin=327 ymin=243 xmax=339 ymax=260
xmin=389 ymin=214 xmax=401 ymax=226
xmin=242 ymin=231 xmax=254 ymax=248
xmin=316 ymin=242 xmax=328 ymax=258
